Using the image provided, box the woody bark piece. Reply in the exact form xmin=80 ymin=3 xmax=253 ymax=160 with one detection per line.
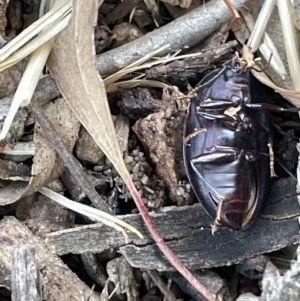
xmin=165 ymin=270 xmax=232 ymax=301
xmin=11 ymin=246 xmax=42 ymax=301
xmin=0 ymin=217 xmax=99 ymax=300
xmin=120 ymin=217 xmax=299 ymax=271
xmin=97 ymin=0 xmax=248 ymax=76
xmin=47 ymin=177 xmax=300 ymax=271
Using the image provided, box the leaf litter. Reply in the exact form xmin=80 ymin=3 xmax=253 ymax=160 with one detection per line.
xmin=0 ymin=0 xmax=299 ymax=300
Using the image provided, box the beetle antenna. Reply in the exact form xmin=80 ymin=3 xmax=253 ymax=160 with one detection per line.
xmin=249 ymin=54 xmax=273 ymax=72
xmin=179 ymin=66 xmax=226 ymax=101
xmin=259 ymin=151 xmax=297 ymax=181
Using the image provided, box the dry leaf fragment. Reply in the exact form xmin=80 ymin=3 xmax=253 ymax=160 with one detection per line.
xmin=76 ymin=114 xmax=129 ymax=164
xmin=106 ymin=257 xmax=140 ymax=301
xmin=237 ymin=247 xmax=300 ymax=301
xmin=0 ymin=98 xmax=80 ymax=205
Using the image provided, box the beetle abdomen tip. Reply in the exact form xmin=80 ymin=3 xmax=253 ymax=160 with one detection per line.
xmin=222 ymin=199 xmax=246 ymax=230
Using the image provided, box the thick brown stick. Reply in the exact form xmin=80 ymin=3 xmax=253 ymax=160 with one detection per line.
xmin=97 ymin=0 xmax=247 ymax=75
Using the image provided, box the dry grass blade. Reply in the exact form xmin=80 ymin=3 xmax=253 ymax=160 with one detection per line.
xmin=47 ymin=0 xmax=129 ymax=177
xmin=247 ymin=0 xmax=276 ymax=53
xmin=104 ymin=47 xmax=203 ymax=87
xmin=2 ymin=142 xmax=35 ymax=156
xmin=243 ymin=8 xmax=286 ymax=79
xmin=104 ymin=45 xmax=171 ymax=86
xmin=0 ymin=0 xmax=72 ymax=67
xmin=39 ymin=187 xmax=143 ymax=242
xmin=47 ymin=0 xmax=215 ymax=300
xmin=0 ymin=0 xmax=72 ymax=141
xmin=0 ymin=15 xmax=70 ymax=72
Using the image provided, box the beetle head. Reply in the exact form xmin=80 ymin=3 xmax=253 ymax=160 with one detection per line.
xmin=223 ymin=53 xmax=250 ymax=88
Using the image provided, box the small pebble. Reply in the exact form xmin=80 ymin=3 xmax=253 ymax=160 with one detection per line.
xmin=176 ymin=187 xmax=185 ymax=196
xmin=93 ymin=165 xmax=105 ymax=172
xmin=141 ymin=174 xmax=149 ymax=185
xmin=132 ymin=149 xmax=139 ymax=156
xmin=132 ymin=163 xmax=140 ymax=173
xmin=148 ymin=200 xmax=156 ymax=208
xmin=124 ymin=155 xmax=134 ymax=164
xmin=144 ymin=186 xmax=154 ymax=194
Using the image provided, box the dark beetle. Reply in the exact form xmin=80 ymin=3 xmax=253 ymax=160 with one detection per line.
xmin=183 ymin=54 xmax=272 ymax=232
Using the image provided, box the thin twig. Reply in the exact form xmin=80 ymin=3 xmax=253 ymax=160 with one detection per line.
xmin=145 ymin=270 xmax=177 ymax=301
xmin=29 ymin=98 xmax=109 ymax=213
xmin=97 ymin=0 xmax=248 ymax=75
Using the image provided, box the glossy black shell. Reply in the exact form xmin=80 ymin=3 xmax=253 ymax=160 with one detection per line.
xmin=183 ymin=59 xmax=270 ymax=230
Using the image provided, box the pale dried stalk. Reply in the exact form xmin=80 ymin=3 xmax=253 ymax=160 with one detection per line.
xmin=277 ymin=0 xmax=300 ymax=90
xmin=104 ymin=45 xmax=203 ymax=88
xmin=0 ymin=0 xmax=72 ymax=65
xmin=39 ymin=187 xmax=143 ymax=243
xmin=0 ymin=0 xmax=71 ymax=141
xmin=2 ymin=142 xmax=35 ymax=156
xmin=243 ymin=8 xmax=286 ymax=79
xmin=247 ymin=0 xmax=276 ymax=52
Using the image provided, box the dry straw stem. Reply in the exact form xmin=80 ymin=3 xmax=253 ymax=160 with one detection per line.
xmin=39 ymin=187 xmax=143 ymax=243
xmin=241 ymin=0 xmax=300 ymax=108
xmin=104 ymin=45 xmax=203 ymax=88
xmin=0 ymin=0 xmax=71 ymax=69
xmin=277 ymin=0 xmax=300 ymax=90
xmin=97 ymin=0 xmax=248 ymax=76
xmin=247 ymin=0 xmax=276 ymax=53
xmin=2 ymin=142 xmax=35 ymax=156
xmin=0 ymin=0 xmax=72 ymax=141
xmin=106 ymin=79 xmax=170 ymax=93
xmin=243 ymin=6 xmax=286 ymax=79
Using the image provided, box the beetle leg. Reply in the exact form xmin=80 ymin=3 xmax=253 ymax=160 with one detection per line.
xmin=222 ymin=0 xmax=240 ymax=34
xmin=212 ymin=198 xmax=224 ymax=235
xmin=249 ymin=121 xmax=277 ymax=177
xmin=199 ymin=99 xmax=240 ymax=110
xmin=267 ymin=143 xmax=277 ymax=177
xmin=191 ymin=146 xmax=239 ymax=165
xmin=184 ymin=128 xmax=207 ymax=144
xmin=199 ymin=111 xmax=237 ymax=123
xmin=246 ymin=103 xmax=300 ymax=112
